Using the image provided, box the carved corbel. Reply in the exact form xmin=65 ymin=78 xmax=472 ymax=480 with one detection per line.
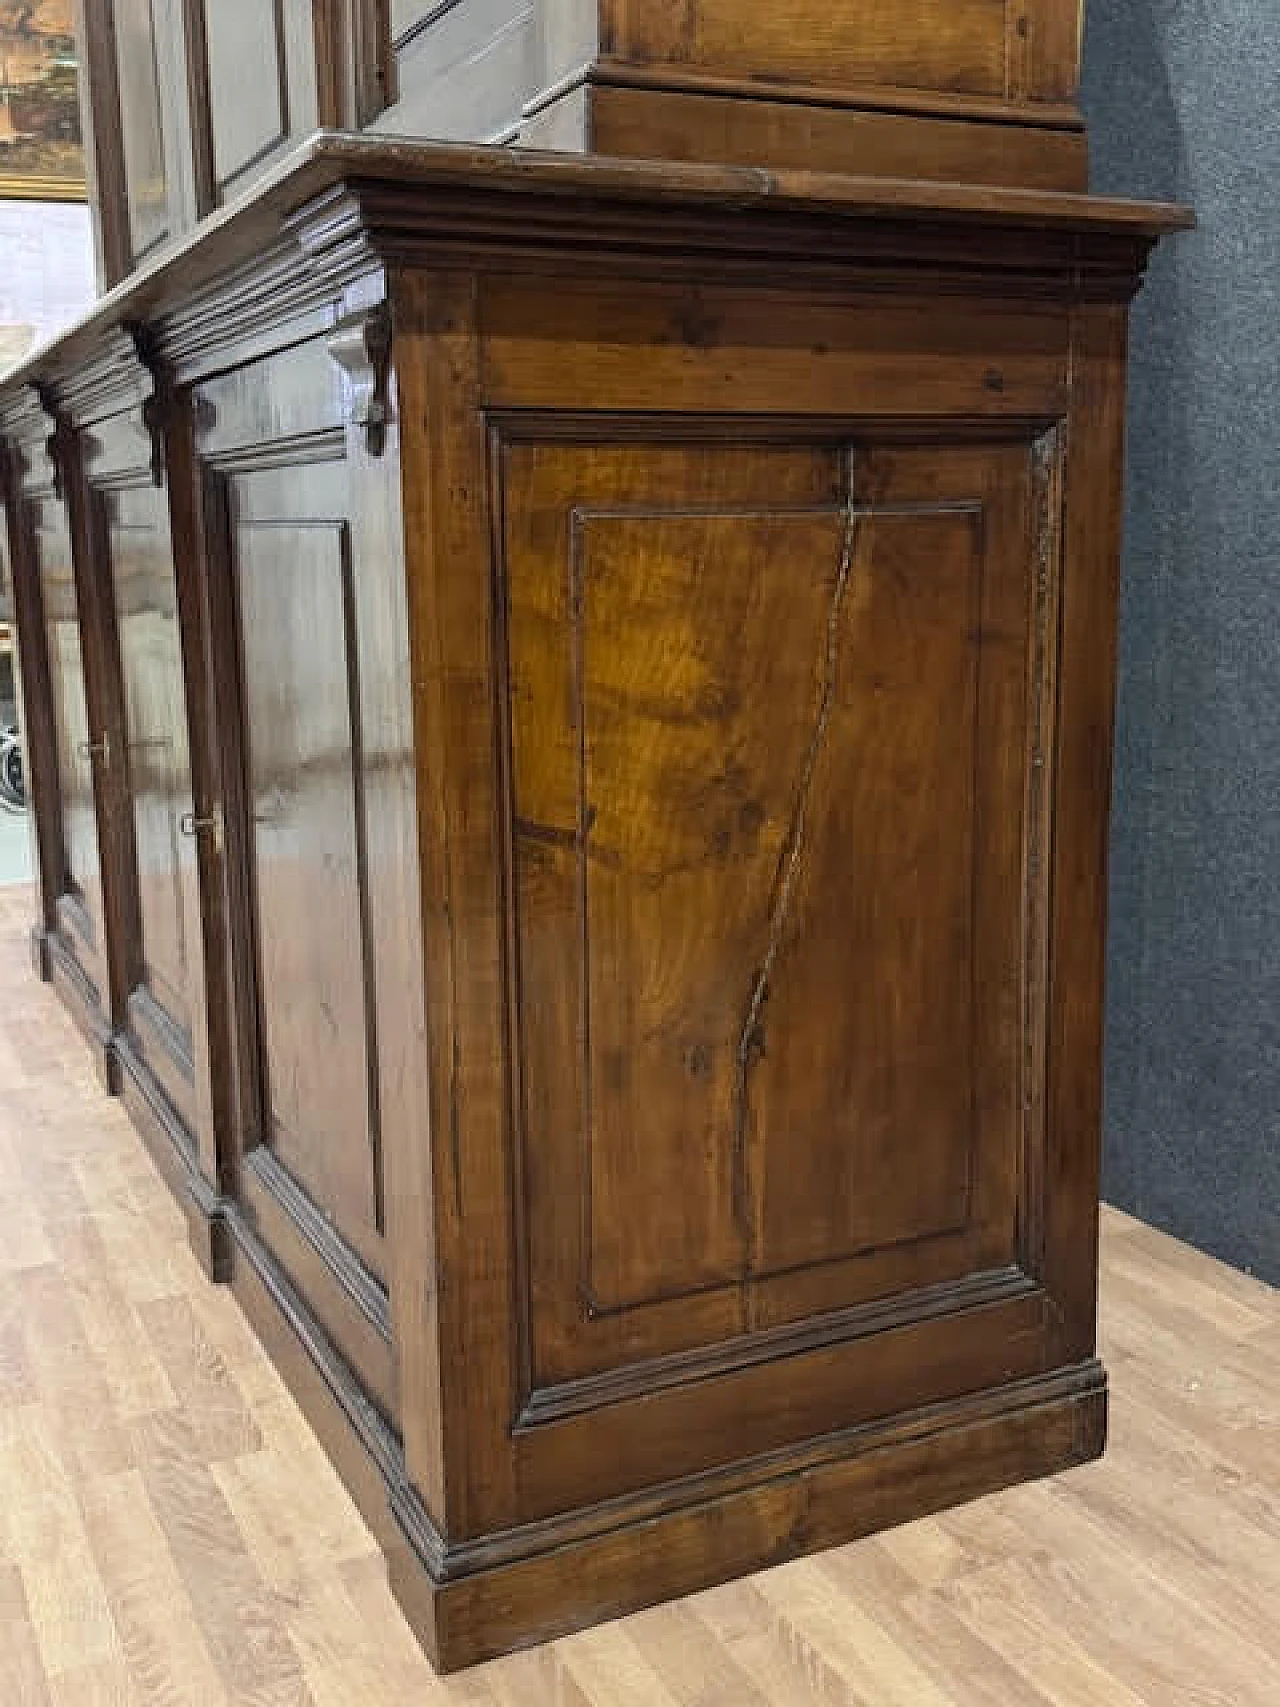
xmin=326 ymin=300 xmax=393 ymax=456
xmin=129 ymin=322 xmax=172 ymax=488
xmin=33 ymin=384 xmax=66 ymax=501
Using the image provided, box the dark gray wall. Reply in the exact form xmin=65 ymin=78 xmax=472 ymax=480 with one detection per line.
xmin=1083 ymin=1 xmax=1280 ymax=1282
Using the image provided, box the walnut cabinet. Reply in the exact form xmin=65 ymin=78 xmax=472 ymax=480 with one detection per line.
xmin=0 ymin=135 xmax=1187 ymax=1668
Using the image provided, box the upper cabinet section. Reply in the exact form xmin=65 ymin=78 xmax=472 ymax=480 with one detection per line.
xmin=79 ymin=0 xmax=348 ymax=286
xmin=77 ymin=0 xmax=199 ymax=280
xmin=374 ymin=0 xmax=1088 ymax=185
xmin=188 ymin=0 xmax=324 ymax=204
xmin=76 ymin=0 xmax=1090 ymax=290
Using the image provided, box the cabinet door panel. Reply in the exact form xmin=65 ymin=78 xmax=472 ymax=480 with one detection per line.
xmin=234 ymin=507 xmax=382 ymax=1251
xmin=90 ymin=431 xmax=204 ymax=1136
xmin=495 ymin=425 xmax=1056 ymax=1515
xmin=195 ymin=333 xmax=418 ymax=1359
xmin=34 ymin=494 xmax=112 ymax=1013
xmin=194 ymin=329 xmax=429 ymax=1421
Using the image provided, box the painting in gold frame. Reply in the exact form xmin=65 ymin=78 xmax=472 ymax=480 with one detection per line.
xmin=0 ymin=3 xmax=84 ymax=202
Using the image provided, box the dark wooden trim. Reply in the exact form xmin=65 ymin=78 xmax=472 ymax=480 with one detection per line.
xmin=116 ymin=1032 xmax=231 ymax=1282
xmin=243 ymin=1148 xmax=391 ymax=1338
xmin=180 ymin=0 xmax=218 ymax=219
xmin=53 ymin=406 xmax=141 ymax=1046
xmin=416 ymin=1370 xmax=1106 ymax=1671
xmin=392 ymin=0 xmax=468 ymax=54
xmin=516 ymin=1266 xmax=1041 ymax=1428
xmin=30 ymin=927 xmax=54 ymax=982
xmin=580 ymin=59 xmax=1088 ymax=132
xmin=48 ymin=930 xmax=119 ymax=1093
xmin=317 ymin=0 xmax=392 ymax=127
xmin=238 ymin=1147 xmax=397 ymax=1420
xmin=0 ymin=431 xmax=66 ymax=947
xmin=0 ymin=134 xmax=1190 ymax=400
xmin=73 ymin=0 xmax=133 ymax=287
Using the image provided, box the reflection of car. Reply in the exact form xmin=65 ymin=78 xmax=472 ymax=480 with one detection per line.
xmin=0 ymin=724 xmax=25 ymax=813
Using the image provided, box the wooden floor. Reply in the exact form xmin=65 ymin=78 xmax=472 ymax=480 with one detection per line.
xmin=1 ymin=887 xmax=1278 ymax=1705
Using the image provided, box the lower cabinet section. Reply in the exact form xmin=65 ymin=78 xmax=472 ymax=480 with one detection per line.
xmin=0 ymin=140 xmax=1185 ymax=1670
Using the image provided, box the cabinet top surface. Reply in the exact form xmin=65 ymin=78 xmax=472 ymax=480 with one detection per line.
xmin=0 ymin=129 xmax=1191 ymax=398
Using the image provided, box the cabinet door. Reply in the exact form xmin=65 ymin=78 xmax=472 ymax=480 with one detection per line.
xmin=487 ymin=421 xmax=1066 ymax=1521
xmin=85 ymin=409 xmax=210 ymax=1154
xmin=30 ymin=486 xmax=114 ymax=1035
xmin=194 ymin=334 xmax=426 ymax=1424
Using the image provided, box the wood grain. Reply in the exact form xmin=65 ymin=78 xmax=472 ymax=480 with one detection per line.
xmin=0 ymin=880 xmax=1274 ymax=1701
xmin=1 ymin=121 xmax=1192 ymax=1674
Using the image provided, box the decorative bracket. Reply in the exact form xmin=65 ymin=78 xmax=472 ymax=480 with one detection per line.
xmin=129 ymin=322 xmax=171 ymax=488
xmin=33 ymin=384 xmax=65 ymax=501
xmin=326 ymin=300 xmax=393 ymax=457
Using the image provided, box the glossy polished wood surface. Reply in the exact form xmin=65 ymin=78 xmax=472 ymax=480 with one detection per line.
xmin=0 ymin=133 xmax=1189 ymax=1669
xmin=86 ymin=406 xmax=203 ymax=1140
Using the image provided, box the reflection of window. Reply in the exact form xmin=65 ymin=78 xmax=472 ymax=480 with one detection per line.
xmin=0 ymin=202 xmax=94 ymax=350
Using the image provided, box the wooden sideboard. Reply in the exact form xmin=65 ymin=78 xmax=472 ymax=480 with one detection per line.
xmin=0 ymin=132 xmax=1189 ymax=1668
xmin=74 ymin=0 xmax=1090 ymax=287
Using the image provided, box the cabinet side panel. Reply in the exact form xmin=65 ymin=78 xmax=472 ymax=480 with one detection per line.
xmin=606 ymin=0 xmax=1011 ymax=98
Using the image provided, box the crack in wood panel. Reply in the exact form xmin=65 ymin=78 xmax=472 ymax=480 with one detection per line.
xmin=731 ymin=448 xmax=864 ymax=1287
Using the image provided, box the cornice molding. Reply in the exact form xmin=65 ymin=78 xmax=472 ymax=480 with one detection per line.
xmin=46 ymin=326 xmax=152 ymax=428
xmin=0 ymin=130 xmax=1192 ymax=402
xmin=292 ymin=174 xmax=1161 ymax=303
xmin=0 ymin=384 xmax=52 ymax=445
xmin=155 ymin=232 xmax=387 ymax=385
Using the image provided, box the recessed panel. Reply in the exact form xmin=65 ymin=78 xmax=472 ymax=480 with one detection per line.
xmin=609 ymin=0 xmax=1011 ymax=96
xmin=107 ymin=488 xmax=191 ymax=1044
xmin=37 ymin=506 xmax=97 ymax=926
xmin=504 ymin=435 xmax=1039 ymax=1393
xmin=748 ymin=507 xmax=983 ymax=1275
xmin=574 ymin=509 xmax=867 ymax=1311
xmin=235 ymin=516 xmax=383 ymax=1257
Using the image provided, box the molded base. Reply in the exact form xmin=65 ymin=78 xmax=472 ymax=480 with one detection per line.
xmin=394 ymin=1367 xmax=1106 ymax=1671
xmin=43 ymin=923 xmax=1108 ymax=1676
xmin=48 ymin=937 xmax=119 ymax=1095
xmin=30 ymin=924 xmax=52 ymax=982
xmin=116 ymin=1037 xmax=231 ymax=1283
xmin=221 ymin=1190 xmax=1107 ymax=1673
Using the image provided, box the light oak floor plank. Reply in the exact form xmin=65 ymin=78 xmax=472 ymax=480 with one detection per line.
xmin=0 ymin=886 xmax=1277 ymax=1704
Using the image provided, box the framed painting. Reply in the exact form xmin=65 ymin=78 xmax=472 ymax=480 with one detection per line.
xmin=0 ymin=3 xmax=84 ymax=201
